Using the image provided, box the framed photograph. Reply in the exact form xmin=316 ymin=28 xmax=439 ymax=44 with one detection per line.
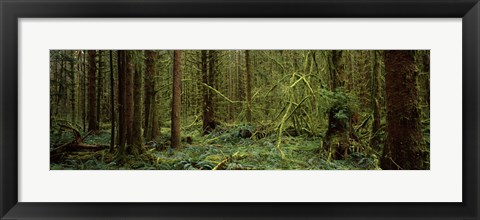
xmin=1 ymin=0 xmax=478 ymax=219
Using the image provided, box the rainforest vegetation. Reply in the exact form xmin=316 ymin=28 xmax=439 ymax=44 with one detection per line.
xmin=50 ymin=50 xmax=430 ymax=170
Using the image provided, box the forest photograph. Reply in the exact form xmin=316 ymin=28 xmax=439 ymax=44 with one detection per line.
xmin=50 ymin=50 xmax=430 ymax=170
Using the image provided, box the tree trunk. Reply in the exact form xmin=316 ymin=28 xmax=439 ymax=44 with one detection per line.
xmin=330 ymin=50 xmax=342 ymax=90
xmin=423 ymin=52 xmax=430 ymax=106
xmin=208 ymin=51 xmax=217 ymax=128
xmin=202 ymin=50 xmax=216 ymax=134
xmin=227 ymin=52 xmax=233 ymax=122
xmin=76 ymin=51 xmax=83 ymax=125
xmin=323 ymin=50 xmax=353 ymax=160
xmin=52 ymin=55 xmax=59 ymax=119
xmin=125 ymin=51 xmax=134 ymax=152
xmin=117 ymin=50 xmax=126 ymax=161
xmin=151 ymin=86 xmax=160 ymax=143
xmin=150 ymin=52 xmax=160 ymax=143
xmin=82 ymin=51 xmax=87 ymax=132
xmin=144 ymin=50 xmax=159 ymax=141
xmin=87 ymin=50 xmax=97 ymax=132
xmin=236 ymin=51 xmax=244 ymax=119
xmin=144 ymin=51 xmax=152 ymax=138
xmin=245 ymin=50 xmax=252 ymax=123
xmin=132 ymin=60 xmax=145 ymax=156
xmin=171 ymin=50 xmax=182 ymax=149
xmin=109 ymin=50 xmax=115 ymax=152
xmin=60 ymin=57 xmax=66 ymax=118
xmin=201 ymin=50 xmax=208 ymax=133
xmin=370 ymin=51 xmax=381 ymax=150
xmin=70 ymin=51 xmax=76 ymax=124
xmin=381 ymin=50 xmax=426 ymax=170
xmin=96 ymin=50 xmax=103 ymax=130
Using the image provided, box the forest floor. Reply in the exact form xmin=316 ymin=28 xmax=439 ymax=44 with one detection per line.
xmin=50 ymin=123 xmax=381 ymax=170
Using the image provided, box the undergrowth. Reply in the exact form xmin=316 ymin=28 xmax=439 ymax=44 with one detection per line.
xmin=51 ymin=123 xmax=381 ymax=170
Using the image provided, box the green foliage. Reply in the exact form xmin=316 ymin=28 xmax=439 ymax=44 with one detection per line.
xmin=51 ymin=124 xmax=381 ymax=170
xmin=50 ymin=119 xmax=81 ymax=147
xmin=322 ymin=88 xmax=360 ymax=121
xmin=215 ymin=123 xmax=255 ymax=144
xmin=83 ymin=130 xmax=111 ymax=145
xmin=348 ymin=152 xmax=380 ymax=169
xmin=176 ymin=158 xmax=216 ymax=170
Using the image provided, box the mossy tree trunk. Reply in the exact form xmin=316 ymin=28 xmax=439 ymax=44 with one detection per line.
xmin=236 ymin=50 xmax=244 ymax=120
xmin=109 ymin=50 xmax=115 ymax=152
xmin=381 ymin=50 xmax=426 ymax=170
xmin=87 ymin=50 xmax=98 ymax=132
xmin=96 ymin=50 xmax=103 ymax=130
xmin=132 ymin=59 xmax=145 ymax=156
xmin=370 ymin=51 xmax=382 ymax=151
xmin=117 ymin=50 xmax=126 ymax=161
xmin=70 ymin=51 xmax=76 ymax=124
xmin=82 ymin=51 xmax=87 ymax=132
xmin=245 ymin=50 xmax=252 ymax=123
xmin=144 ymin=50 xmax=160 ymax=142
xmin=125 ymin=51 xmax=134 ymax=153
xmin=323 ymin=50 xmax=353 ymax=160
xmin=423 ymin=52 xmax=430 ymax=107
xmin=171 ymin=50 xmax=182 ymax=149
xmin=202 ymin=50 xmax=216 ymax=134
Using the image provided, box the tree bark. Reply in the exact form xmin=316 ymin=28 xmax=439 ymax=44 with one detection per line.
xmin=144 ymin=50 xmax=160 ymax=141
xmin=245 ymin=50 xmax=252 ymax=123
xmin=70 ymin=51 xmax=76 ymax=124
xmin=208 ymin=50 xmax=216 ymax=127
xmin=370 ymin=51 xmax=381 ymax=150
xmin=143 ymin=51 xmax=152 ymax=138
xmin=76 ymin=51 xmax=83 ymax=125
xmin=87 ymin=50 xmax=97 ymax=132
xmin=52 ymin=54 xmax=59 ymax=119
xmin=330 ymin=50 xmax=342 ymax=90
xmin=132 ymin=60 xmax=145 ymax=156
xmin=381 ymin=50 xmax=426 ymax=170
xmin=202 ymin=50 xmax=216 ymax=134
xmin=82 ymin=51 xmax=87 ymax=132
xmin=227 ymin=52 xmax=233 ymax=122
xmin=117 ymin=50 xmax=126 ymax=161
xmin=96 ymin=50 xmax=103 ymax=130
xmin=323 ymin=50 xmax=353 ymax=160
xmin=423 ymin=51 xmax=430 ymax=106
xmin=125 ymin=51 xmax=134 ymax=152
xmin=236 ymin=51 xmax=244 ymax=119
xmin=60 ymin=56 xmax=66 ymax=118
xmin=109 ymin=50 xmax=115 ymax=152
xmin=171 ymin=50 xmax=183 ymax=149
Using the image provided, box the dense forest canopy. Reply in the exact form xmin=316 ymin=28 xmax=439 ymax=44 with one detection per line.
xmin=50 ymin=50 xmax=430 ymax=170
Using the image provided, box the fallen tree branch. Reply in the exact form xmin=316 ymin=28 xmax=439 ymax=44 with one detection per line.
xmin=212 ymin=157 xmax=230 ymax=170
xmin=202 ymin=83 xmax=243 ymax=104
xmin=212 ymin=152 xmax=241 ymax=170
xmin=51 ymin=124 xmax=105 ymax=163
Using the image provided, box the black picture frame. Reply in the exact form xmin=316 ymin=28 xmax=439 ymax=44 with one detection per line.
xmin=1 ymin=0 xmax=478 ymax=219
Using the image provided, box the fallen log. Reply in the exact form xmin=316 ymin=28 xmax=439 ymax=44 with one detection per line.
xmin=66 ymin=143 xmax=104 ymax=152
xmin=50 ymin=124 xmax=105 ymax=163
